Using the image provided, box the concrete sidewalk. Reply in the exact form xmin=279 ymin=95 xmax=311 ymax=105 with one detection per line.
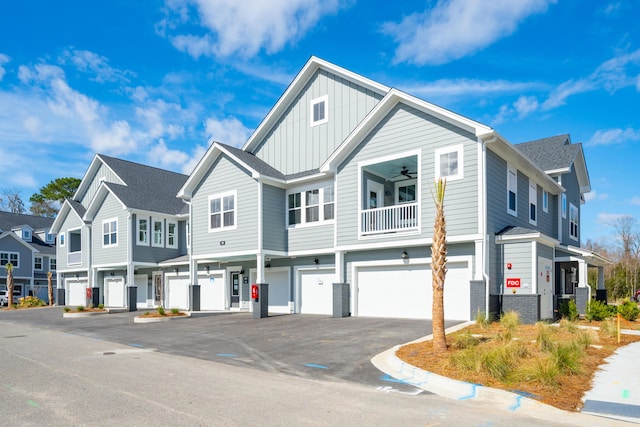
xmin=372 ymin=323 xmax=640 ymax=426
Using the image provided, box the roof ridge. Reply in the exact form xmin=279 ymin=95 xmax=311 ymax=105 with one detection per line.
xmin=97 ymin=153 xmax=189 ymax=178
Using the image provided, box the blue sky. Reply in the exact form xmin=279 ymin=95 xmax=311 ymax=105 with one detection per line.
xmin=0 ymin=0 xmax=638 ymax=244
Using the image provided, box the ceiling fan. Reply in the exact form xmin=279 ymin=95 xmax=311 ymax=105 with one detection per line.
xmin=392 ymin=166 xmax=417 ymax=180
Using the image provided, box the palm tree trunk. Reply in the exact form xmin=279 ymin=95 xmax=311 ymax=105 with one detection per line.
xmin=47 ymin=271 xmax=53 ymax=306
xmin=7 ymin=263 xmax=14 ymax=307
xmin=432 ymin=179 xmax=448 ymax=353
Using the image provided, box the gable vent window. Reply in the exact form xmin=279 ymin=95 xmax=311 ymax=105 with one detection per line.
xmin=529 ymin=180 xmax=537 ymax=226
xmin=507 ymin=164 xmax=518 ymax=217
xmin=310 ymin=95 xmax=328 ymax=127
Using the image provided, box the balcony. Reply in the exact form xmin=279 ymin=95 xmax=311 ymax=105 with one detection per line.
xmin=68 ymin=251 xmax=81 ymax=265
xmin=361 ymin=203 xmax=418 ymax=236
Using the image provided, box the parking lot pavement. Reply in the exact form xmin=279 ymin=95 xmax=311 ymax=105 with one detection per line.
xmin=0 ymin=307 xmax=461 ymax=394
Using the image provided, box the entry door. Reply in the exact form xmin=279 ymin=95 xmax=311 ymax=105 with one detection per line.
xmin=153 ymin=273 xmax=163 ymax=306
xmin=230 ymin=272 xmax=240 ymax=308
xmin=367 ymin=180 xmax=384 ymax=209
xmin=538 ymin=258 xmax=554 ymax=319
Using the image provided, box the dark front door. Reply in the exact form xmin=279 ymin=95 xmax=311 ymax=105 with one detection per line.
xmin=230 ymin=272 xmax=240 ymax=307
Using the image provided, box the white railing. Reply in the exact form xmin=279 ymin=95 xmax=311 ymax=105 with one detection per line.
xmin=68 ymin=251 xmax=81 ymax=265
xmin=361 ymin=203 xmax=418 ymax=235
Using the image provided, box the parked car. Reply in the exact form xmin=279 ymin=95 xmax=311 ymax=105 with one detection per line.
xmin=0 ymin=290 xmax=8 ymax=306
xmin=633 ymin=290 xmax=640 ymax=302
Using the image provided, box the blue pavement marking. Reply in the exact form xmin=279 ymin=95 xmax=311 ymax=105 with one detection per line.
xmin=303 ymin=363 xmax=329 ymax=369
xmin=509 ymin=389 xmax=539 ymax=400
xmin=130 ymin=343 xmax=143 ymax=348
xmin=582 ymin=400 xmax=640 ymax=419
xmin=380 ymin=374 xmax=409 ymax=384
xmin=216 ymin=353 xmax=237 ymax=357
xmin=458 ymin=383 xmax=478 ymax=401
xmin=509 ymin=395 xmax=523 ymax=412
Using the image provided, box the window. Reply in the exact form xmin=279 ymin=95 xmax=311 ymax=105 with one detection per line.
xmin=569 ymin=203 xmax=579 ymax=240
xmin=562 ymin=193 xmax=567 ymax=219
xmin=435 ymin=145 xmax=463 ymax=180
xmin=288 ymin=185 xmax=334 ymax=226
xmin=152 ymin=219 xmax=164 ymax=247
xmin=167 ymin=221 xmax=177 ymax=248
xmin=59 ymin=232 xmax=65 ymax=247
xmin=186 ymin=222 xmax=190 ymax=248
xmin=45 ymin=233 xmax=54 ymax=243
xmin=0 ymin=252 xmax=19 ymax=267
xmin=542 ymin=191 xmax=549 ymax=213
xmin=50 ymin=257 xmax=57 ymax=271
xmin=507 ymin=165 xmax=517 ymax=216
xmin=22 ymin=229 xmax=31 ymax=241
xmin=310 ymin=95 xmax=328 ymax=126
xmin=137 ymin=217 xmax=148 ymax=245
xmin=209 ymin=191 xmax=237 ymax=231
xmin=529 ymin=180 xmax=537 ymax=226
xmin=102 ymin=218 xmax=117 ymax=247
xmin=34 ymin=256 xmax=43 ymax=271
xmin=396 ymin=180 xmax=417 ymax=204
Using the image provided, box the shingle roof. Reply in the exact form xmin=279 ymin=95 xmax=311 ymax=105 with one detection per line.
xmin=515 ymin=134 xmax=581 ymax=172
xmin=495 ymin=226 xmax=541 ymax=236
xmin=0 ymin=211 xmax=54 ymax=233
xmin=97 ymin=154 xmax=188 ymax=215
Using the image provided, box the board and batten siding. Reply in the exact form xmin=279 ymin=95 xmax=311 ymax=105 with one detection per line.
xmin=190 ymin=155 xmax=259 ymax=256
xmin=336 ymin=103 xmax=479 ymax=248
xmin=262 ymin=184 xmax=286 ymax=252
xmin=91 ymin=192 xmax=128 ymax=266
xmin=78 ymin=162 xmax=125 ymax=207
xmin=501 ymin=242 xmax=533 ymax=294
xmin=253 ymin=69 xmax=384 ymax=175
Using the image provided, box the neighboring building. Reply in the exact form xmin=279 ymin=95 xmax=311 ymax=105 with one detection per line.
xmin=51 ymin=155 xmax=189 ymax=308
xmin=55 ymin=57 xmax=609 ymax=322
xmin=0 ymin=211 xmax=57 ymax=302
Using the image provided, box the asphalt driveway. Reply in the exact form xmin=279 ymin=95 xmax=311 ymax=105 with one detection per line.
xmin=0 ymin=307 xmax=461 ymax=393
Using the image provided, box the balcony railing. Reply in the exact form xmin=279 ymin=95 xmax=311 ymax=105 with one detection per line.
xmin=361 ymin=203 xmax=418 ymax=235
xmin=68 ymin=251 xmax=81 ymax=265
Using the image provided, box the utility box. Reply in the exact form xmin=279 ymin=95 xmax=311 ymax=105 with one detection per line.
xmin=251 ymin=283 xmax=268 ymax=319
xmin=190 ymin=284 xmax=201 ymax=311
xmin=91 ymin=287 xmax=100 ymax=308
xmin=332 ymin=283 xmax=350 ymax=318
xmin=56 ymin=288 xmax=65 ymax=306
xmin=127 ymin=286 xmax=137 ymax=312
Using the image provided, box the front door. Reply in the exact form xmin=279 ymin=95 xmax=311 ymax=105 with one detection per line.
xmin=153 ymin=273 xmax=163 ymax=306
xmin=367 ymin=180 xmax=384 ymax=209
xmin=539 ymin=258 xmax=554 ymax=320
xmin=230 ymin=272 xmax=240 ymax=308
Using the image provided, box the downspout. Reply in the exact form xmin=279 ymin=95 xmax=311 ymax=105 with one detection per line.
xmin=257 ymin=177 xmax=264 ymax=284
xmin=480 ymin=137 xmax=491 ymax=319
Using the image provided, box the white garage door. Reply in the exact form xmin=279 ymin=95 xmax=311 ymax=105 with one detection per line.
xmin=105 ymin=277 xmax=126 ymax=308
xmin=134 ymin=275 xmax=148 ymax=308
xmin=67 ymin=280 xmax=87 ymax=307
xmin=265 ymin=269 xmax=289 ymax=314
xmin=199 ymin=272 xmax=225 ymax=311
xmin=167 ymin=276 xmax=189 ymax=309
xmin=356 ymin=262 xmax=470 ymax=320
xmin=299 ymin=270 xmax=335 ymax=315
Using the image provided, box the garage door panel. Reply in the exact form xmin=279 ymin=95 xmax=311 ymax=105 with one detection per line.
xmin=167 ymin=277 xmax=189 ymax=309
xmin=265 ymin=270 xmax=289 ymax=313
xmin=199 ymin=273 xmax=225 ymax=311
xmin=299 ymin=271 xmax=334 ymax=315
xmin=356 ymin=262 xmax=470 ymax=320
xmin=106 ymin=278 xmax=125 ymax=308
xmin=68 ymin=281 xmax=87 ymax=307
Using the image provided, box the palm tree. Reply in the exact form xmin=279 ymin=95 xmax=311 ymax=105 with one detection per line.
xmin=431 ymin=178 xmax=448 ymax=352
xmin=6 ymin=262 xmax=14 ymax=307
xmin=47 ymin=271 xmax=53 ymax=306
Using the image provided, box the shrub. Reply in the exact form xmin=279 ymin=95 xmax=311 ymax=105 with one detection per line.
xmin=535 ymin=322 xmax=555 ymax=352
xmin=586 ymin=300 xmax=614 ymax=321
xmin=157 ymin=307 xmax=166 ymax=316
xmin=499 ymin=311 xmax=520 ymax=341
xmin=17 ymin=296 xmax=46 ymax=308
xmin=170 ymin=308 xmax=180 ymax=315
xmin=480 ymin=342 xmax=527 ymax=381
xmin=519 ymin=357 xmax=560 ymax=386
xmin=558 ymin=318 xmax=578 ymax=333
xmin=599 ymin=319 xmax=617 ymax=338
xmin=475 ymin=310 xmax=492 ymax=329
xmin=77 ymin=305 xmax=85 ymax=312
xmin=559 ymin=299 xmax=579 ymax=321
xmin=452 ymin=330 xmax=481 ymax=350
xmin=550 ymin=342 xmax=583 ymax=375
xmin=63 ymin=307 xmax=71 ymax=313
xmin=98 ymin=304 xmax=104 ymax=310
xmin=617 ymin=300 xmax=640 ymax=321
xmin=575 ymin=329 xmax=595 ymax=349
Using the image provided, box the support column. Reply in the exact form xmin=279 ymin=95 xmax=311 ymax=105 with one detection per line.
xmin=256 ymin=253 xmax=265 ymax=284
xmin=334 ymin=250 xmax=344 ymax=283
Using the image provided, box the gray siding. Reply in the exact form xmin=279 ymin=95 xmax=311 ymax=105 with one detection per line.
xmin=253 ymin=69 xmax=384 ymax=174
xmin=288 ymin=223 xmax=334 ymax=252
xmin=91 ymin=192 xmax=128 ymax=265
xmin=262 ymin=184 xmax=286 ymax=252
xmin=131 ymin=214 xmax=183 ymax=264
xmin=56 ymin=211 xmax=88 ymax=270
xmin=191 ymin=155 xmax=259 ymax=256
xmin=337 ymin=104 xmax=479 ymax=247
xmin=499 ymin=242 xmax=533 ymax=295
xmin=0 ymin=237 xmax=33 ymax=278
xmin=559 ymin=165 xmax=581 ymax=246
xmin=79 ymin=162 xmax=124 ymax=207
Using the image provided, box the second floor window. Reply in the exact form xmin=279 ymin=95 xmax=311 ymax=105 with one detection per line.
xmin=103 ymin=219 xmax=117 ymax=247
xmin=138 ymin=218 xmax=148 ymax=245
xmin=435 ymin=145 xmax=463 ymax=181
xmin=569 ymin=204 xmax=579 ymax=240
xmin=288 ymin=185 xmax=334 ymax=226
xmin=50 ymin=257 xmax=57 ymax=271
xmin=0 ymin=252 xmax=19 ymax=268
xmin=507 ymin=165 xmax=517 ymax=217
xmin=543 ymin=191 xmax=549 ymax=213
xmin=209 ymin=191 xmax=237 ymax=231
xmin=167 ymin=222 xmax=177 ymax=248
xmin=153 ymin=220 xmax=164 ymax=247
xmin=34 ymin=256 xmax=43 ymax=270
xmin=529 ymin=181 xmax=537 ymax=226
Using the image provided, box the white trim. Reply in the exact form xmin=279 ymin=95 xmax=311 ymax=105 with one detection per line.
xmin=0 ymin=251 xmax=20 ymax=268
xmin=166 ymin=220 xmax=178 ymax=249
xmin=310 ymin=94 xmax=328 ymax=127
xmin=208 ymin=190 xmax=238 ymax=232
xmin=435 ymin=144 xmax=464 ymax=181
xmin=49 ymin=257 xmax=57 ymax=271
xmin=101 ymin=217 xmax=118 ymax=248
xmin=528 ymin=180 xmax=537 ymax=226
xmin=569 ymin=203 xmax=579 ymax=242
xmin=337 ymin=234 xmax=483 ymax=252
xmin=507 ymin=164 xmax=517 ymax=217
xmin=531 ymin=241 xmax=537 ymax=294
xmin=286 ymin=182 xmax=335 ymax=228
xmin=192 ymin=249 xmax=259 ymax=260
xmin=561 ymin=193 xmax=567 ymax=219
xmin=394 ymin=179 xmax=417 ymax=204
xmin=542 ymin=190 xmax=549 ymax=213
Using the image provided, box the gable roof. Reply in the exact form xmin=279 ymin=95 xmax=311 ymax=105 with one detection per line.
xmin=0 ymin=211 xmax=54 ymax=234
xmin=516 ymin=134 xmax=591 ymax=193
xmin=50 ymin=199 xmax=87 ymax=234
xmin=0 ymin=230 xmax=40 ymax=253
xmin=242 ymin=56 xmax=390 ymax=154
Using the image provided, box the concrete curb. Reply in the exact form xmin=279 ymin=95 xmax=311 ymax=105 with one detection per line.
xmin=62 ymin=310 xmax=108 ymax=318
xmin=134 ymin=312 xmax=191 ymax=323
xmin=371 ymin=322 xmax=629 ymax=426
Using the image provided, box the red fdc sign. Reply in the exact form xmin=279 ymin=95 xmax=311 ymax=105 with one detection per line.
xmin=506 ymin=278 xmax=521 ymax=288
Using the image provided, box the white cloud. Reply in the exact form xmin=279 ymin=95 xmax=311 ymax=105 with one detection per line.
xmin=584 ymin=191 xmax=608 ymax=203
xmin=161 ymin=0 xmax=345 ymax=59
xmin=59 ymin=48 xmax=134 ymax=83
xmin=383 ymin=0 xmax=556 ymax=65
xmin=630 ymin=196 xmax=640 ymax=206
xmin=597 ymin=213 xmax=633 ymax=226
xmin=0 ymin=53 xmax=9 ymax=81
xmin=181 ymin=144 xmax=208 ymax=175
xmin=204 ymin=116 xmax=252 ymax=147
xmin=148 ymin=139 xmax=190 ymax=170
xmin=513 ymin=95 xmax=539 ymax=118
xmin=587 ymin=127 xmax=640 ymax=146
xmin=403 ymin=78 xmax=544 ymax=100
